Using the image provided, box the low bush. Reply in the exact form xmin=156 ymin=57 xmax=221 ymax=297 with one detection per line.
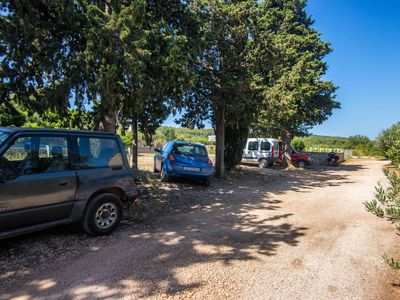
xmin=292 ymin=138 xmax=305 ymax=151
xmin=377 ymin=122 xmax=400 ymax=167
xmin=364 ymin=169 xmax=400 ymax=269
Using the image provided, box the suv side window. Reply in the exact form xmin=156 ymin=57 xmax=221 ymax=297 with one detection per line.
xmin=260 ymin=141 xmax=271 ymax=151
xmin=75 ymin=137 xmax=123 ymax=169
xmin=248 ymin=141 xmax=259 ymax=151
xmin=0 ymin=135 xmax=69 ymax=182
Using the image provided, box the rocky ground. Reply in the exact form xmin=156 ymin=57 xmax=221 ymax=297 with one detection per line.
xmin=0 ymin=160 xmax=399 ymax=299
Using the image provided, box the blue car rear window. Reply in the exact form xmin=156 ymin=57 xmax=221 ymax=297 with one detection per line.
xmin=172 ymin=145 xmax=207 ymax=157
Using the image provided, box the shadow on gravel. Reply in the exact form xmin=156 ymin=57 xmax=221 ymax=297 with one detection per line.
xmin=0 ymin=162 xmax=361 ymax=299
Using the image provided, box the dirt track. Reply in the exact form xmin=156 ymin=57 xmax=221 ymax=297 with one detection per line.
xmin=0 ymin=160 xmax=399 ymax=299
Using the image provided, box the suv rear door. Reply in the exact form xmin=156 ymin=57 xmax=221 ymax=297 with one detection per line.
xmin=71 ymin=135 xmax=129 ymax=206
xmin=0 ymin=133 xmax=77 ymax=231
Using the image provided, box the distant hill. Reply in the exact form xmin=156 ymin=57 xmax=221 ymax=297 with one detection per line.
xmin=296 ymin=135 xmax=350 ymax=150
xmin=120 ymin=126 xmax=371 ymax=153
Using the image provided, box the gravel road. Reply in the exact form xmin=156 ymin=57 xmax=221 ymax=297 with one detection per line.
xmin=0 ymin=160 xmax=399 ymax=299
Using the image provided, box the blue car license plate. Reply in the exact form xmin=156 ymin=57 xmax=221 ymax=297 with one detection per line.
xmin=183 ymin=167 xmax=200 ymax=172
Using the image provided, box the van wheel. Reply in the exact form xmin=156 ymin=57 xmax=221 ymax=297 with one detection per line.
xmin=160 ymin=164 xmax=169 ymax=182
xmin=259 ymin=159 xmax=268 ymax=168
xmin=82 ymin=193 xmax=122 ymax=236
xmin=297 ymin=160 xmax=306 ymax=168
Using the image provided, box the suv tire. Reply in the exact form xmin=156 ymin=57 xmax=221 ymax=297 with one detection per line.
xmin=82 ymin=193 xmax=123 ymax=236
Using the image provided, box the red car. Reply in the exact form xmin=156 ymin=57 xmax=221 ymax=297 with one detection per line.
xmin=276 ymin=142 xmax=312 ymax=167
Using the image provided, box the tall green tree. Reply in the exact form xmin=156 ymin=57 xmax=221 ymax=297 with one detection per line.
xmin=123 ymin=0 xmax=202 ymax=168
xmin=178 ymin=0 xmax=258 ymax=177
xmin=252 ymin=0 xmax=339 ymax=165
xmin=82 ymin=0 xmax=146 ymax=133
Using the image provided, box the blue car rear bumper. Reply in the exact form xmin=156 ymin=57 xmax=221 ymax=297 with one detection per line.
xmin=166 ymin=162 xmax=214 ymax=179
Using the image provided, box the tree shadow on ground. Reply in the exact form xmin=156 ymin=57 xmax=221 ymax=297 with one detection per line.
xmin=0 ymin=162 xmax=361 ymax=299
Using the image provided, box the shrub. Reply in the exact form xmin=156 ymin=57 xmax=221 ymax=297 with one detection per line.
xmin=364 ymin=169 xmax=400 ymax=269
xmin=377 ymin=123 xmax=400 ymax=167
xmin=292 ymin=138 xmax=306 ymax=152
xmin=160 ymin=127 xmax=177 ymax=141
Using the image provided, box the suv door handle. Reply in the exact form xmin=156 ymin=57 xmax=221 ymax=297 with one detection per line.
xmin=59 ymin=182 xmax=68 ymax=186
xmin=112 ymin=166 xmax=123 ymax=171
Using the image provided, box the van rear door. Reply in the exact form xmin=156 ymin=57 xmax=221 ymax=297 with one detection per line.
xmin=242 ymin=140 xmax=259 ymax=162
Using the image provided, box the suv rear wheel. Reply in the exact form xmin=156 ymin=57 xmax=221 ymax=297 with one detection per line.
xmin=82 ymin=193 xmax=123 ymax=236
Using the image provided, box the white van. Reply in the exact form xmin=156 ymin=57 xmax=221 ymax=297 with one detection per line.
xmin=242 ymin=138 xmax=280 ymax=168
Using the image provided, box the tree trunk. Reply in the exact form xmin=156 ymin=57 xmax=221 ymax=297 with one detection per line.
xmin=144 ymin=133 xmax=153 ymax=149
xmin=131 ymin=114 xmax=139 ymax=170
xmin=99 ymin=109 xmax=117 ymax=133
xmin=281 ymin=129 xmax=294 ymax=167
xmin=215 ymin=107 xmax=225 ymax=178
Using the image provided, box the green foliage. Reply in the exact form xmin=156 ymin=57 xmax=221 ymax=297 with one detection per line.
xmin=292 ymin=139 xmax=305 ymax=151
xmin=343 ymin=135 xmax=378 ymax=156
xmin=0 ymin=1 xmax=86 ymax=113
xmin=364 ymin=169 xmax=400 ymax=269
xmin=21 ymin=109 xmax=95 ymax=130
xmin=160 ymin=127 xmax=177 ymax=141
xmin=177 ymin=0 xmax=260 ymax=171
xmin=156 ymin=126 xmax=213 ymax=144
xmin=225 ymin=123 xmax=249 ymax=170
xmin=0 ymin=102 xmax=25 ymax=127
xmin=298 ymin=135 xmax=349 ymax=149
xmin=252 ymin=0 xmax=339 ymax=144
xmin=377 ymin=122 xmax=400 ymax=167
xmin=1 ymin=0 xmax=343 ymax=172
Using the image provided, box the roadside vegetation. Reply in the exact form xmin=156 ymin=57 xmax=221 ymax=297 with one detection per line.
xmin=364 ymin=122 xmax=400 ymax=269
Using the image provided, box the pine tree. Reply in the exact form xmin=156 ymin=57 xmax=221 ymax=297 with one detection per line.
xmin=252 ymin=0 xmax=339 ymax=166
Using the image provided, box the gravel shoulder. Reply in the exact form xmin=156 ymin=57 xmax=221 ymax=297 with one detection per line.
xmin=0 ymin=159 xmax=399 ymax=299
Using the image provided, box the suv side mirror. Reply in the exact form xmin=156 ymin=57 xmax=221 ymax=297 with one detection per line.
xmin=154 ymin=148 xmax=161 ymax=153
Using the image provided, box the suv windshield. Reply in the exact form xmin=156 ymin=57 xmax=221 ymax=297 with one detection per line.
xmin=0 ymin=131 xmax=10 ymax=146
xmin=172 ymin=144 xmax=208 ymax=157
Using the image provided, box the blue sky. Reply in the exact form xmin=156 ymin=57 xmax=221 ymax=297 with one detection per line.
xmin=165 ymin=0 xmax=400 ymax=139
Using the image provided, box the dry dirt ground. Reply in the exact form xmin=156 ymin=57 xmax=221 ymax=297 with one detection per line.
xmin=1 ymin=159 xmax=399 ymax=299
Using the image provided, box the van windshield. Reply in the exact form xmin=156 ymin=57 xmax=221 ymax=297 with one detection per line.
xmin=172 ymin=144 xmax=208 ymax=157
xmin=0 ymin=131 xmax=10 ymax=146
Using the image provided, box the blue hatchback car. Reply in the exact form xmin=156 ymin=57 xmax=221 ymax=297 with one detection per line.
xmin=154 ymin=141 xmax=214 ymax=185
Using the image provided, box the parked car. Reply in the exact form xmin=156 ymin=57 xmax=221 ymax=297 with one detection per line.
xmin=241 ymin=138 xmax=280 ymax=168
xmin=154 ymin=141 xmax=214 ymax=185
xmin=0 ymin=127 xmax=138 ymax=240
xmin=277 ymin=142 xmax=312 ymax=167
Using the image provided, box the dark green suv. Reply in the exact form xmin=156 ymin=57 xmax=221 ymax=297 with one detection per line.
xmin=0 ymin=128 xmax=138 ymax=239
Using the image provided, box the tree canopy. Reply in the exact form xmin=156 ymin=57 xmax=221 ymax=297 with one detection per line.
xmin=0 ymin=0 xmax=340 ymax=174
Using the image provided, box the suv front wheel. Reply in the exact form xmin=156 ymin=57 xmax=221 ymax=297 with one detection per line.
xmin=82 ymin=193 xmax=123 ymax=236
